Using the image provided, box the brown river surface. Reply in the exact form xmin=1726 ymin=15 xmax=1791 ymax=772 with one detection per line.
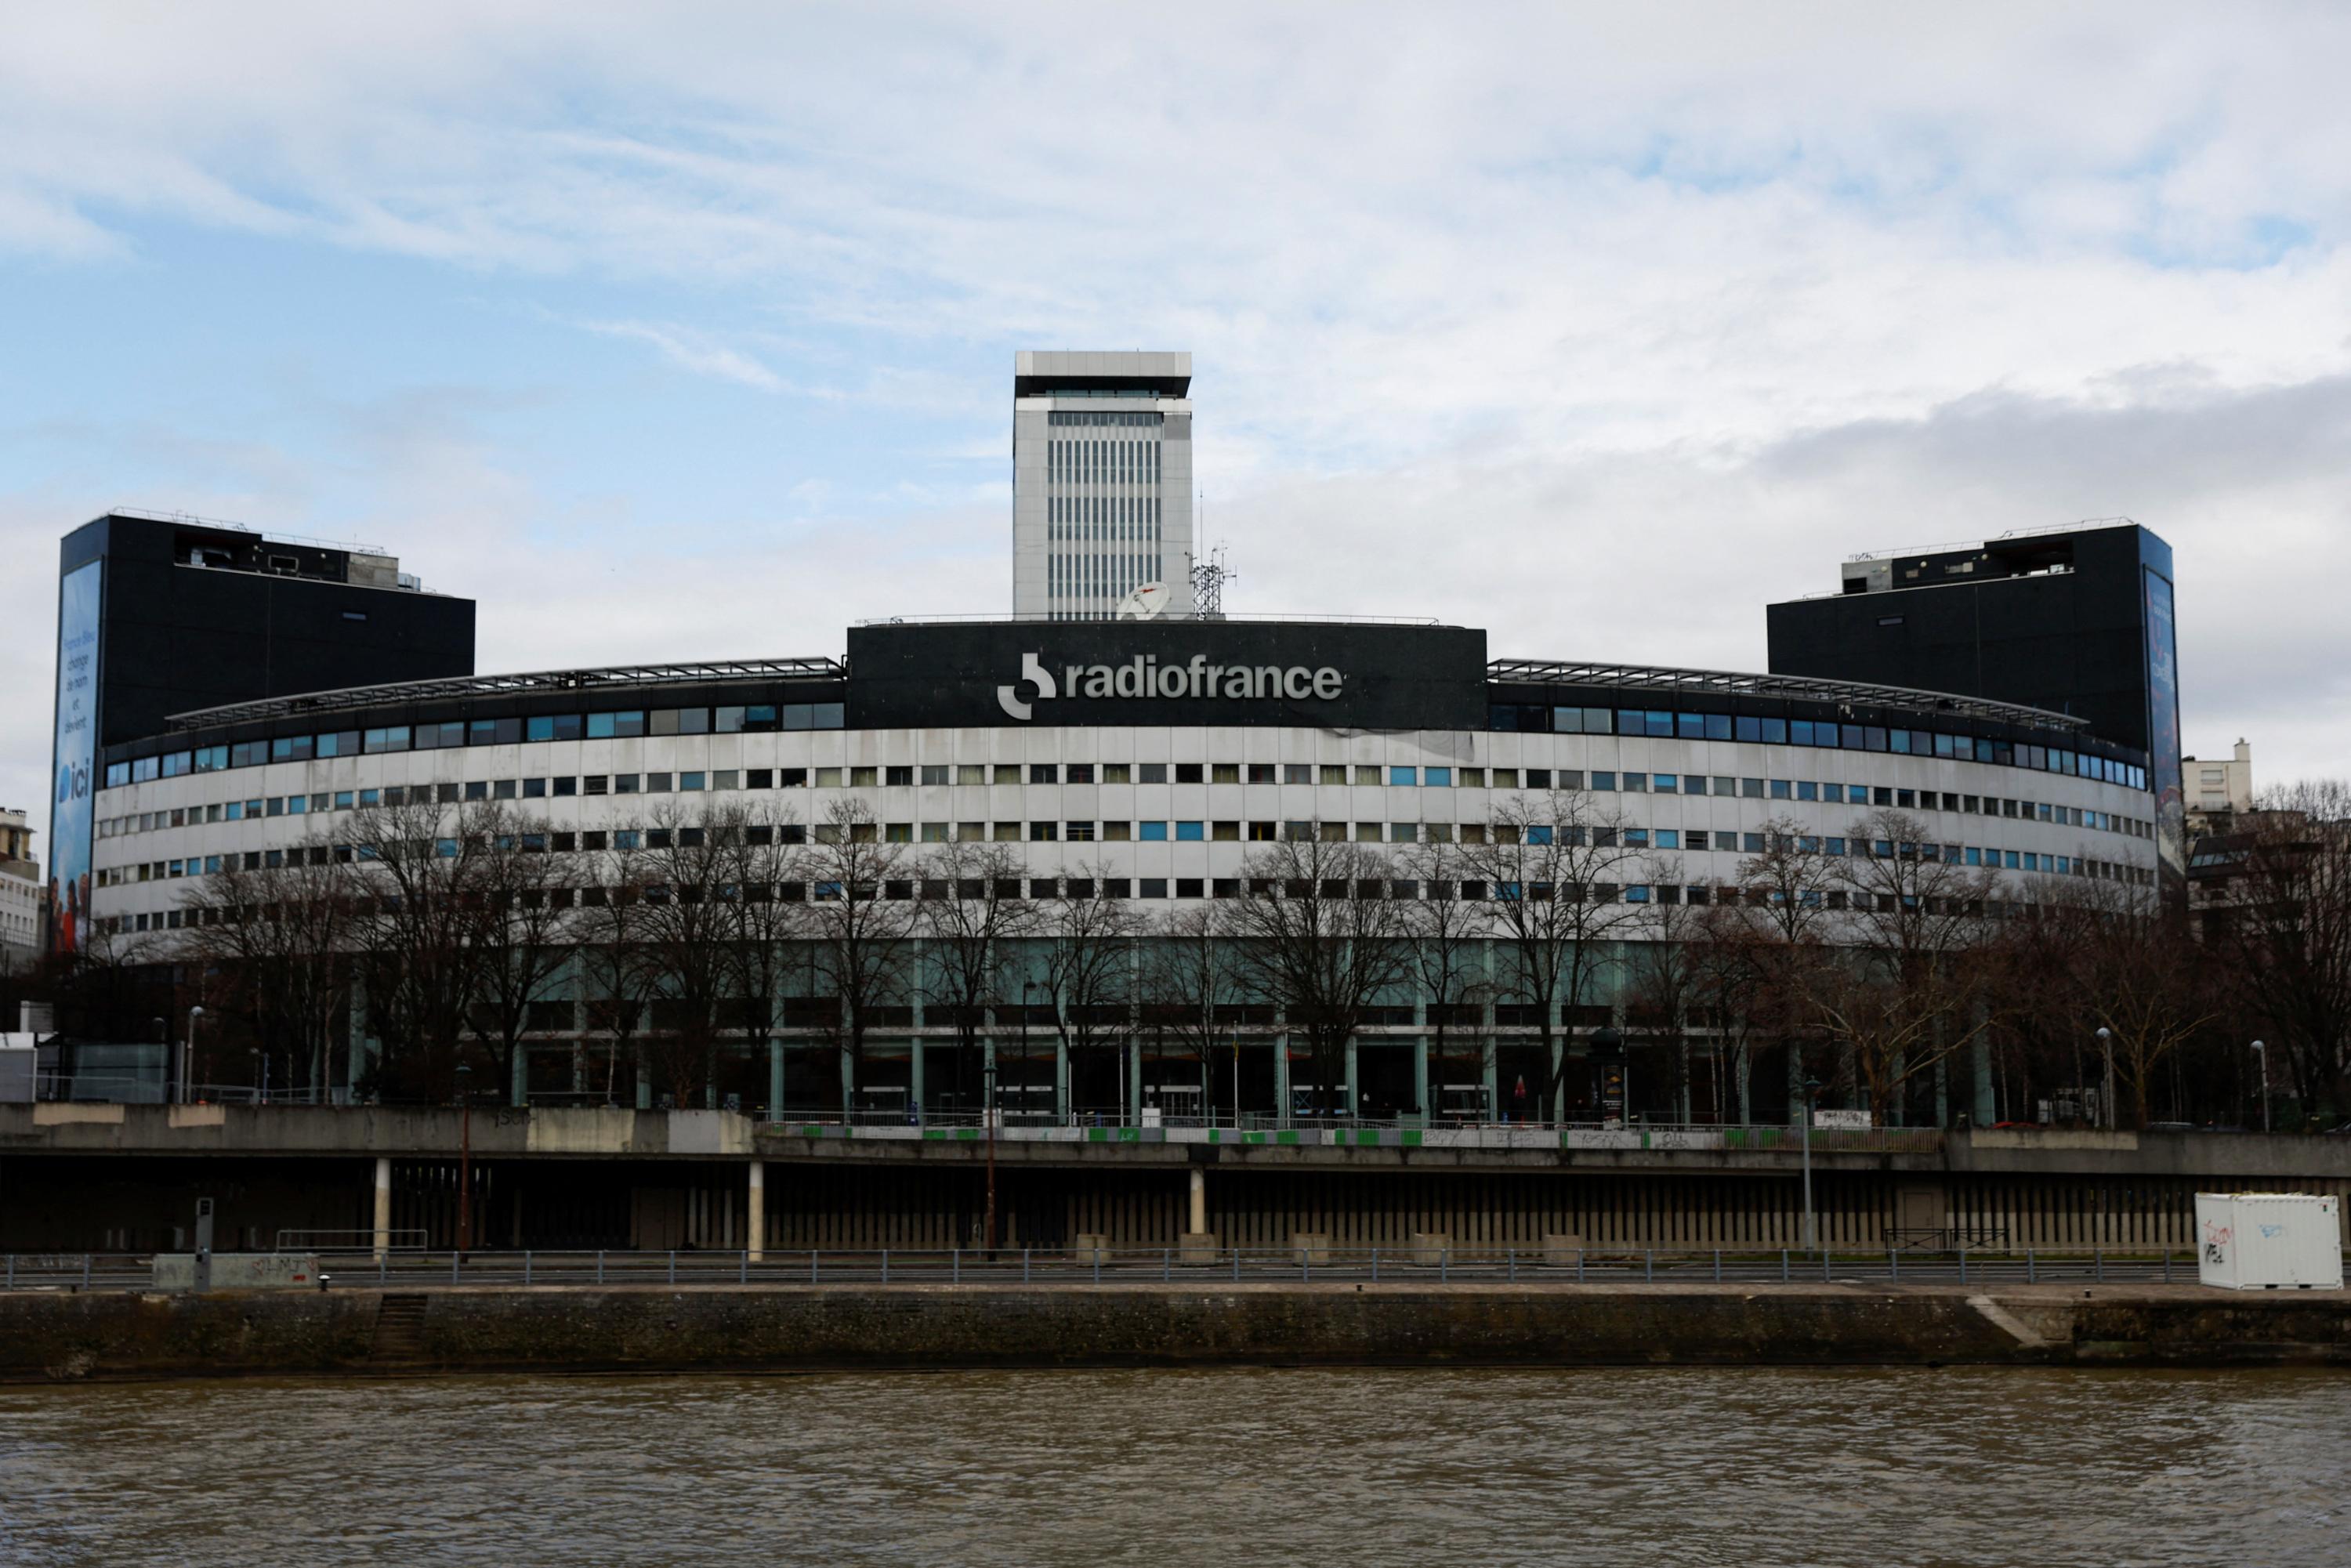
xmin=2 ymin=1367 xmax=2345 ymax=1566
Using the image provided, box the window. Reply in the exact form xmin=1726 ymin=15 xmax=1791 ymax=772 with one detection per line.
xmin=585 ymin=775 xmax=609 ymax=795
xmin=1744 ymin=833 xmax=1765 ymax=853
xmin=1423 ymin=766 xmax=1452 ymax=787
xmin=1139 ymin=878 xmax=1168 ymax=899
xmin=849 ymin=767 xmax=877 ymax=788
xmin=886 ymin=823 xmax=912 ymax=843
xmin=1248 ymin=763 xmax=1276 ymax=784
xmin=1249 ymin=821 xmax=1276 ymax=841
xmin=494 ymin=780 xmax=519 ymax=800
xmin=1031 ymin=763 xmax=1058 ymax=784
xmin=921 ymin=765 xmax=949 ymax=785
xmin=1211 ymin=764 xmax=1240 ymax=784
xmin=523 ymin=777 xmax=548 ymax=798
xmin=1591 ymin=771 xmax=1616 ymax=791
xmin=1623 ymin=773 xmax=1647 ymax=793
xmin=1492 ymin=769 xmax=1519 ymax=788
xmin=647 ymin=772 xmax=672 ymax=792
xmin=1796 ymin=781 xmax=1817 ymax=802
xmin=464 ymin=781 xmax=489 ymax=802
xmin=1283 ymin=764 xmax=1313 ymax=784
xmin=1742 ymin=778 xmax=1766 ymax=798
xmin=1066 ymin=763 xmax=1094 ymax=784
xmin=1067 ymin=821 xmax=1096 ymax=842
xmin=1139 ymin=821 xmax=1169 ymax=841
xmin=1103 ymin=821 xmax=1132 ymax=841
xmin=1655 ymin=830 xmax=1679 ymax=849
xmin=1175 ymin=821 xmax=1204 ymax=841
xmin=1175 ymin=763 xmax=1203 ymax=784
xmin=1102 ymin=763 xmax=1131 ymax=784
xmin=1031 ymin=821 xmax=1058 ymax=842
xmin=1137 ymin=762 xmax=1168 ymax=784
xmin=1526 ymin=770 xmax=1552 ymax=789
xmin=1770 ymin=779 xmax=1792 ymax=799
xmin=886 ymin=766 xmax=914 ymax=787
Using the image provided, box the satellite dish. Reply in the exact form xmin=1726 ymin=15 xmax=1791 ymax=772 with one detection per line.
xmin=1114 ymin=581 xmax=1170 ymax=621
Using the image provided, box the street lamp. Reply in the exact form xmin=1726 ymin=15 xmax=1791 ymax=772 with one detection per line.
xmin=2095 ymin=1027 xmax=2114 ymax=1131
xmin=983 ymin=1025 xmax=1001 ymax=1255
xmin=1799 ymin=1075 xmax=1824 ymax=1253
xmin=2251 ymin=1041 xmax=2271 ymax=1134
xmin=180 ymin=1006 xmax=205 ymax=1105
xmin=455 ymin=1061 xmax=474 ymax=1256
xmin=1592 ymin=1026 xmax=1625 ymax=1128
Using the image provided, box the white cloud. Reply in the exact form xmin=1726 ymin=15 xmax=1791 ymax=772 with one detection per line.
xmin=6 ymin=0 xmax=2351 ymax=843
xmin=581 ymin=319 xmax=784 ymax=392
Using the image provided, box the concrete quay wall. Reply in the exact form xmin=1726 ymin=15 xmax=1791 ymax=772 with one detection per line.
xmin=4 ymin=1284 xmax=2348 ymax=1382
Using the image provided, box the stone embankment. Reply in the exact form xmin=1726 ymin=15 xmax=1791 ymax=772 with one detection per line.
xmin=3 ymin=1284 xmax=2346 ymax=1382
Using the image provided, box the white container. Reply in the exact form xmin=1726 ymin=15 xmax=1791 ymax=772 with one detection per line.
xmin=2195 ymin=1193 xmax=2343 ymax=1290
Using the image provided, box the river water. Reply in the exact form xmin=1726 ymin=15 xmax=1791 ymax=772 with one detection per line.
xmin=2 ymin=1367 xmax=2343 ymax=1566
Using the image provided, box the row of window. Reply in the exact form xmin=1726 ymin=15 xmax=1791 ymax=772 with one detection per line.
xmin=1044 ymin=410 xmax=1165 ymax=425
xmin=99 ymin=762 xmax=2148 ymax=849
xmin=105 ymin=708 xmax=2145 ymax=791
xmin=1048 ymin=436 xmax=1162 ymax=486
xmin=103 ymin=855 xmax=2143 ymax=933
xmin=1491 ymin=706 xmax=2146 ymax=788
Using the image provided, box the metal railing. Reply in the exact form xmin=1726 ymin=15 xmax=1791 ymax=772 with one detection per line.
xmin=5 ymin=1245 xmax=2309 ymax=1293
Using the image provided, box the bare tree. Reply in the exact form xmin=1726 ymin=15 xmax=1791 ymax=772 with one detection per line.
xmin=917 ymin=839 xmax=1043 ymax=1117
xmin=1144 ymin=903 xmax=1241 ymax=1118
xmin=632 ymin=800 xmax=741 ymax=1108
xmin=578 ymin=831 xmax=658 ymax=1106
xmin=346 ymin=798 xmax=494 ymax=1101
xmin=2204 ymin=780 xmax=2351 ymax=1119
xmin=1218 ymin=835 xmax=1414 ymax=1118
xmin=1802 ymin=809 xmax=2000 ymax=1122
xmin=466 ymin=806 xmax=583 ymax=1106
xmin=1623 ymin=853 xmax=1697 ymax=1121
xmin=2054 ymin=875 xmax=2215 ymax=1127
xmin=176 ymin=834 xmax=357 ymax=1100
xmin=716 ymin=801 xmax=806 ymax=1115
xmin=1398 ymin=835 xmax=1494 ymax=1118
xmin=800 ymin=798 xmax=918 ymax=1112
xmin=1458 ymin=788 xmax=1646 ymax=1120
xmin=1038 ymin=860 xmax=1144 ymax=1117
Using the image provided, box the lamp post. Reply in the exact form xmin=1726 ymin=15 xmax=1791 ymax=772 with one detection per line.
xmin=1592 ymin=1026 xmax=1625 ymax=1127
xmin=180 ymin=1006 xmax=205 ymax=1105
xmin=1799 ymin=1075 xmax=1824 ymax=1253
xmin=2095 ymin=1027 xmax=2114 ymax=1130
xmin=455 ymin=1061 xmax=473 ymax=1256
xmin=983 ymin=1031 xmax=1000 ymax=1255
xmin=2251 ymin=1040 xmax=2270 ymax=1134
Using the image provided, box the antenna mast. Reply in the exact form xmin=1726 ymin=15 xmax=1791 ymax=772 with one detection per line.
xmin=1189 ymin=541 xmax=1234 ymax=621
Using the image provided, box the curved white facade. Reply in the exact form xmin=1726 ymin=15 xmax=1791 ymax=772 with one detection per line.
xmin=91 ymin=716 xmax=2157 ymax=938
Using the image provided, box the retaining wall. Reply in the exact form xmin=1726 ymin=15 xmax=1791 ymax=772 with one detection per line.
xmin=3 ymin=1283 xmax=2347 ymax=1382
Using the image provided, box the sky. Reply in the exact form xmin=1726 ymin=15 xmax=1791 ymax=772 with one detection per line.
xmin=5 ymin=2 xmax=2351 ymax=863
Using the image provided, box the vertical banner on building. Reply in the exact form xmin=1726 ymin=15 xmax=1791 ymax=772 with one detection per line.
xmin=49 ymin=559 xmax=101 ymax=956
xmin=2143 ymin=567 xmax=2186 ymax=892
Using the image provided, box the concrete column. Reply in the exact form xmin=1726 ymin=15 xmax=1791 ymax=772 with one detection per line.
xmin=371 ymin=1157 xmax=392 ymax=1259
xmin=1189 ymin=1166 xmax=1206 ymax=1233
xmin=512 ymin=1046 xmax=529 ymax=1109
xmin=909 ymin=1037 xmax=926 ymax=1125
xmin=1412 ymin=1035 xmax=1430 ymax=1124
xmin=1549 ymin=1037 xmax=1565 ymax=1124
xmin=1972 ymin=1033 xmax=1996 ymax=1128
xmin=747 ymin=1160 xmax=766 ymax=1262
xmin=1481 ymin=1037 xmax=1500 ymax=1124
xmin=840 ymin=1042 xmax=854 ymax=1121
xmin=1127 ymin=1037 xmax=1143 ymax=1122
xmin=1055 ymin=1037 xmax=1070 ymax=1122
xmin=1273 ymin=1037 xmax=1291 ymax=1124
xmin=1343 ymin=1037 xmax=1359 ymax=1117
xmin=768 ymin=1038 xmax=784 ymax=1121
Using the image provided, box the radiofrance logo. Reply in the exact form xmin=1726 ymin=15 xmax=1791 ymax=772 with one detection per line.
xmin=997 ymin=650 xmax=1342 ymax=722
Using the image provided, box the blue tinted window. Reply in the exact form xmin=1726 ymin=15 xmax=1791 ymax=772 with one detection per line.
xmin=1591 ymin=770 xmax=1616 ymax=791
xmin=1761 ymin=718 xmax=1788 ymax=744
xmin=1176 ymin=820 xmax=1204 ymax=841
xmin=1655 ymin=829 xmax=1679 ymax=849
xmin=1424 ymin=766 xmax=1452 ymax=787
xmin=1139 ymin=821 xmax=1169 ymax=841
xmin=1676 ymin=713 xmax=1706 ymax=739
xmin=1553 ymin=707 xmax=1586 ymax=734
xmin=1735 ymin=716 xmax=1762 ymax=743
xmin=1617 ymin=711 xmax=1645 ymax=737
xmin=813 ymin=704 xmax=845 ymax=729
xmin=1389 ymin=766 xmax=1417 ymax=785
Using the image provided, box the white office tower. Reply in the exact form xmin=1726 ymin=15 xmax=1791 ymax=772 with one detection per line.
xmin=1012 ymin=351 xmax=1194 ymax=619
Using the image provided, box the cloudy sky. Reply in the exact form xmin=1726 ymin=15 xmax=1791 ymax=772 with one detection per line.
xmin=5 ymin=2 xmax=2349 ymax=856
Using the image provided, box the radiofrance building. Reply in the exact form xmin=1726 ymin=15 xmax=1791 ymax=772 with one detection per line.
xmin=74 ymin=614 xmax=2164 ymax=1121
